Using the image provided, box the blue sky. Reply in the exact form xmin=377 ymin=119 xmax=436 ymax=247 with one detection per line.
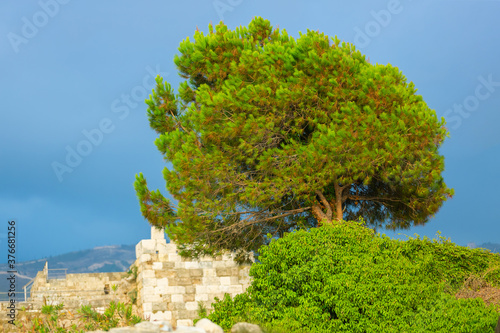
xmin=1 ymin=0 xmax=499 ymax=262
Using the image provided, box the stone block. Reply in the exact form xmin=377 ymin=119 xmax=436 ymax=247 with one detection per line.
xmin=138 ymin=254 xmax=152 ymax=264
xmin=176 ymin=269 xmax=190 ymax=278
xmin=167 ymin=277 xmax=178 ymax=286
xmin=142 ymin=302 xmax=152 ymax=313
xmin=149 ymin=310 xmax=171 ymax=321
xmin=142 ymin=278 xmax=157 ymax=288
xmin=185 ymin=301 xmax=198 ymax=311
xmin=184 ymin=293 xmax=195 ymax=302
xmin=185 ymin=285 xmax=196 ymax=294
xmin=156 ymin=270 xmax=176 ymax=279
xmin=203 ymin=269 xmax=217 ymax=277
xmin=156 ymin=278 xmax=169 ymax=288
xmin=168 ymin=253 xmax=181 ymax=262
xmin=202 ymin=277 xmax=220 ymax=285
xmin=177 ymin=310 xmax=198 ymax=320
xmin=173 ymin=302 xmax=187 ymax=311
xmin=172 ymin=294 xmax=184 ymax=303
xmin=189 ymin=269 xmax=203 ymax=277
xmin=152 ymin=303 xmax=168 ymax=312
xmin=139 ymin=270 xmax=155 ymax=279
xmin=177 ymin=277 xmax=194 ymax=286
xmin=229 ymin=285 xmax=243 ymax=294
xmin=207 ymin=285 xmax=222 ymax=294
xmin=152 ymin=262 xmax=163 ymax=270
xmin=185 ymin=261 xmax=201 ymax=269
xmin=220 ymin=285 xmax=229 ymax=293
xmin=195 ymin=294 xmax=209 ymax=302
xmin=199 ymin=261 xmax=213 ymax=268
xmin=195 ymin=285 xmax=207 ymax=294
xmin=220 ymin=277 xmax=231 ymax=285
xmin=166 ymin=286 xmax=186 ymax=294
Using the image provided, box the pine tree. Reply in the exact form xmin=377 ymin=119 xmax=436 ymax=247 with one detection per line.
xmin=134 ymin=17 xmax=453 ymax=260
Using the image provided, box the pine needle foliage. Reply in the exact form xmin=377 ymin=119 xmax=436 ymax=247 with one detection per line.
xmin=134 ymin=17 xmax=453 ymax=260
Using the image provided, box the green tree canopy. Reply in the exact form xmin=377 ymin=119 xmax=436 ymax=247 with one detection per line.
xmin=134 ymin=17 xmax=453 ymax=259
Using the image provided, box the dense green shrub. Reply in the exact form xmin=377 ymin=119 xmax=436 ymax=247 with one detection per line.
xmin=209 ymin=220 xmax=500 ymax=332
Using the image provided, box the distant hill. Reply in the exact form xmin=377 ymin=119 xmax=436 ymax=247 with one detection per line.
xmin=475 ymin=242 xmax=500 ymax=254
xmin=0 ymin=244 xmax=136 ymax=301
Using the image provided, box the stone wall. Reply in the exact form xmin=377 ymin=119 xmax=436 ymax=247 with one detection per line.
xmin=134 ymin=227 xmax=252 ymax=327
xmin=1 ymin=227 xmax=252 ymax=327
xmin=29 ymin=262 xmax=129 ymax=311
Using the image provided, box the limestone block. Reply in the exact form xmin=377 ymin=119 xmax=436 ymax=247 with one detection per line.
xmin=156 ymin=270 xmax=176 ymax=279
xmin=195 ymin=294 xmax=209 ymax=302
xmin=177 ymin=277 xmax=194 ymax=286
xmin=151 ymin=226 xmax=165 ymax=240
xmin=184 ymin=261 xmax=201 ymax=269
xmin=185 ymin=285 xmax=196 ymax=294
xmin=138 ymin=254 xmax=152 ymax=264
xmin=142 ymin=278 xmax=158 ymax=288
xmin=220 ymin=277 xmax=231 ymax=286
xmin=220 ymin=285 xmax=229 ymax=292
xmin=176 ymin=269 xmax=190 ymax=278
xmin=184 ymin=293 xmax=195 ymax=302
xmin=152 ymin=262 xmax=163 ymax=270
xmin=177 ymin=310 xmax=199 ymax=320
xmin=185 ymin=301 xmax=198 ymax=311
xmin=229 ymin=285 xmax=243 ymax=294
xmin=155 ymin=242 xmax=168 ymax=255
xmin=207 ymin=285 xmax=222 ymax=294
xmin=149 ymin=311 xmax=172 ymax=322
xmin=142 ymin=303 xmax=153 ymax=313
xmin=167 ymin=277 xmax=178 ymax=286
xmin=142 ymin=286 xmax=154 ymax=296
xmin=171 ymin=294 xmax=184 ymax=303
xmin=199 ymin=261 xmax=213 ymax=268
xmin=203 ymin=268 xmax=216 ymax=277
xmin=166 ymin=286 xmax=186 ymax=294
xmin=152 ymin=303 xmax=168 ymax=312
xmin=202 ymin=277 xmax=221 ymax=285
xmin=195 ymin=285 xmax=207 ymax=294
xmin=174 ymin=261 xmax=186 ymax=269
xmin=230 ymin=276 xmax=240 ymax=285
xmin=189 ymin=268 xmax=203 ymax=277
xmin=168 ymin=253 xmax=181 ymax=262
xmin=154 ymin=285 xmax=168 ymax=295
xmin=172 ymin=302 xmax=187 ymax=311
xmin=139 ymin=270 xmax=156 ymax=279
xmin=143 ymin=294 xmax=163 ymax=303
xmin=156 ymin=277 xmax=169 ymax=288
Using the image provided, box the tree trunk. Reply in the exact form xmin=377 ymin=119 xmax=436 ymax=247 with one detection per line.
xmin=333 ymin=182 xmax=344 ymax=221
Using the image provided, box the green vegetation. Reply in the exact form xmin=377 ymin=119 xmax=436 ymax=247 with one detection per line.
xmin=135 ymin=16 xmax=453 ymax=261
xmin=208 ymin=220 xmax=500 ymax=332
xmin=13 ymin=301 xmax=141 ymax=332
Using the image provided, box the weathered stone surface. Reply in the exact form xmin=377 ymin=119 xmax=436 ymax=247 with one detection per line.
xmin=231 ymin=322 xmax=263 ymax=333
xmin=195 ymin=318 xmax=223 ymax=333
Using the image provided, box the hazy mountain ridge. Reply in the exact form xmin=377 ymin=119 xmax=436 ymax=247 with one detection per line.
xmin=0 ymin=244 xmax=136 ymax=297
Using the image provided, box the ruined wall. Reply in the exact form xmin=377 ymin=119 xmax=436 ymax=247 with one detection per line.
xmin=134 ymin=227 xmax=252 ymax=326
xmin=3 ymin=227 xmax=252 ymax=327
xmin=29 ymin=264 xmax=128 ymax=310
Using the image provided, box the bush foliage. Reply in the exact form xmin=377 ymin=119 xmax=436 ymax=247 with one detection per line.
xmin=209 ymin=220 xmax=500 ymax=332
